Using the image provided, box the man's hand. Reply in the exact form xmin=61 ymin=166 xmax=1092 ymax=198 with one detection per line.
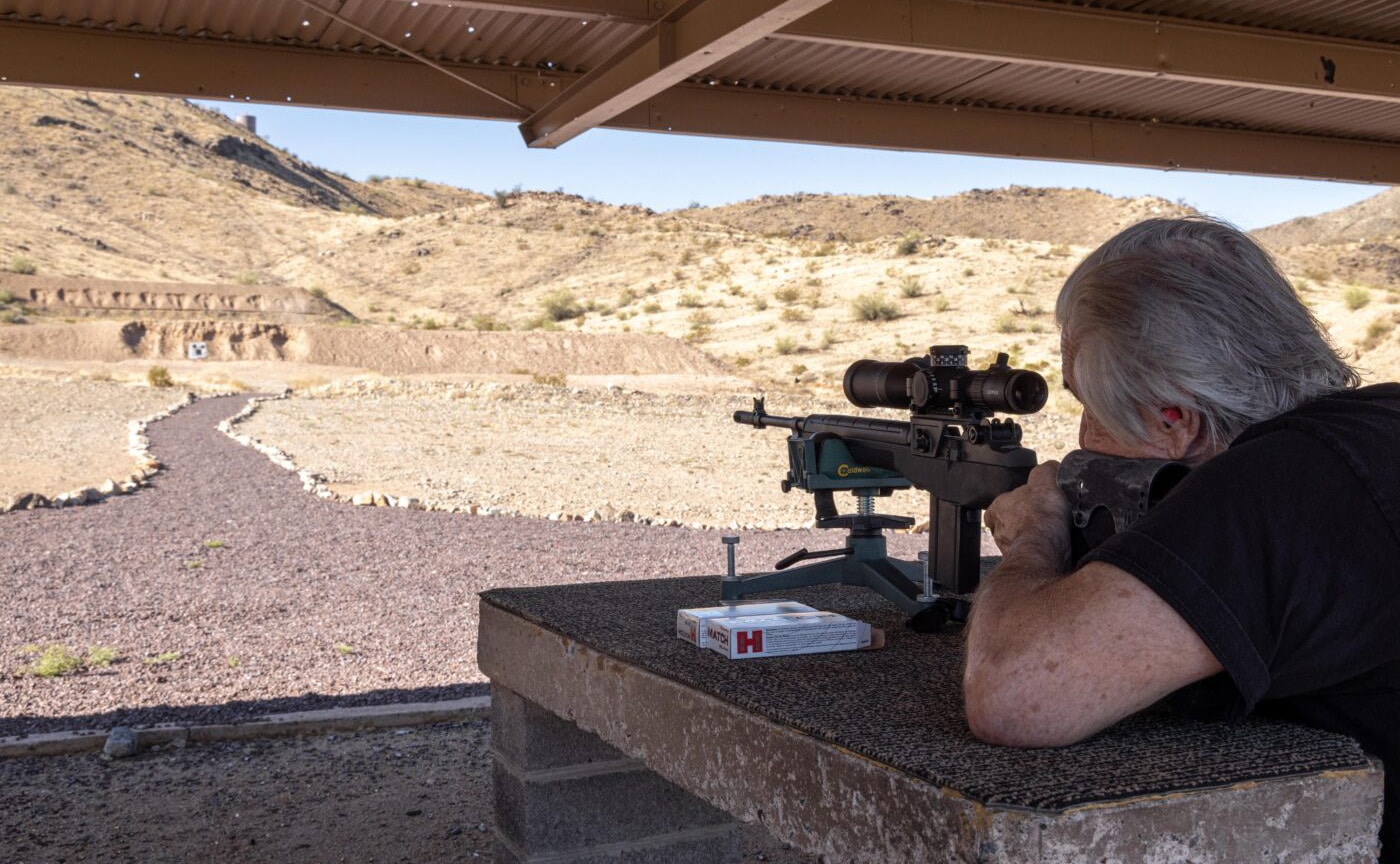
xmin=984 ymin=461 xmax=1070 ymax=565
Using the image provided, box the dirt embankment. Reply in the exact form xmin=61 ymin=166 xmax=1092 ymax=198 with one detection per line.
xmin=1 ymin=274 xmax=339 ymax=319
xmin=0 ymin=321 xmax=732 ymax=376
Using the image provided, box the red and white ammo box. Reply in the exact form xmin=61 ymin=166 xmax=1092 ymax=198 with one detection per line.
xmin=704 ymin=610 xmax=880 ymax=660
xmin=676 ymin=601 xmax=815 ymax=649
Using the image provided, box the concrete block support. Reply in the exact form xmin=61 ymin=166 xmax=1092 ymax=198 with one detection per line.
xmin=491 ymin=685 xmax=740 ymax=864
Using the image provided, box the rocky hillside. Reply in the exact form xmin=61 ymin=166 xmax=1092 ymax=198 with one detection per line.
xmin=0 ymin=87 xmax=479 ymax=286
xmin=0 ymin=85 xmax=1396 ymax=389
xmin=683 ymin=187 xmax=1198 ymax=245
xmin=1256 ymin=188 xmax=1400 ymax=248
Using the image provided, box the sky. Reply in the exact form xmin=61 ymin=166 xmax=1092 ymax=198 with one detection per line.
xmin=197 ymin=101 xmax=1383 ymax=230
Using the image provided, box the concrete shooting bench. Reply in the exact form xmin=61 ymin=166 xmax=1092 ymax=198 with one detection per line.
xmin=478 ymin=565 xmax=1383 ymax=863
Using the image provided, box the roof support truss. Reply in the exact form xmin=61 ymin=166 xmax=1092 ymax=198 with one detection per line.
xmin=517 ymin=0 xmax=834 ymax=148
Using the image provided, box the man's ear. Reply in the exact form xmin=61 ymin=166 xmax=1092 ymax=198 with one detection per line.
xmin=1157 ymin=406 xmax=1207 ymax=462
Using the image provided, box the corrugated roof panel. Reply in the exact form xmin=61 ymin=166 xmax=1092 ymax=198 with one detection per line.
xmin=715 ymin=40 xmax=1005 ymax=101
xmin=1051 ymin=0 xmax=1400 ymax=44
xmin=0 ymin=1 xmax=643 ymax=72
xmin=1180 ymin=87 xmax=1400 ymax=141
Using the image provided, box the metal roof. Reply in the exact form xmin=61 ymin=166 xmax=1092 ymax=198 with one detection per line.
xmin=2 ymin=0 xmax=1400 ymax=183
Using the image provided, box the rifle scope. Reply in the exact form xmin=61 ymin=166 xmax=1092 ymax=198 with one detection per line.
xmin=843 ymin=347 xmax=1048 ymax=416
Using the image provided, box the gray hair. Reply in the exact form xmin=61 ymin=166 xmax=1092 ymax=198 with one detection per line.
xmin=1055 ymin=217 xmax=1358 ymax=449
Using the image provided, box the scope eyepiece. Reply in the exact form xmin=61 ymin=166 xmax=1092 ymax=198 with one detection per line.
xmin=965 ymin=368 xmax=1048 ymax=415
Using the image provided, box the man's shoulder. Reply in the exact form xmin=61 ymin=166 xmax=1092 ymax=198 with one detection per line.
xmin=1236 ymin=383 xmax=1400 ymax=447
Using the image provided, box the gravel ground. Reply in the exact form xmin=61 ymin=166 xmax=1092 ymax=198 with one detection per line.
xmin=0 ymin=719 xmax=815 ymax=864
xmin=1 ymin=394 xmax=929 ymax=737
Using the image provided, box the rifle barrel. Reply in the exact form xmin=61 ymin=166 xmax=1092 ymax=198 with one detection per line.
xmin=732 ymin=409 xmax=802 ymax=431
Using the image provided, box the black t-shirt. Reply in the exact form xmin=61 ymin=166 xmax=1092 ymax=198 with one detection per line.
xmin=1084 ymin=383 xmax=1400 ymax=858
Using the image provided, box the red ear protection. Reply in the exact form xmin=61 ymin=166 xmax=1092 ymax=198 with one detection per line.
xmin=1162 ymin=407 xmax=1183 ymax=424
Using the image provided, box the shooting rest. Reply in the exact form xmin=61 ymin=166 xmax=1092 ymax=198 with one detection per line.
xmin=479 ymin=574 xmax=1381 ymax=863
xmin=720 ymin=426 xmax=980 ymax=630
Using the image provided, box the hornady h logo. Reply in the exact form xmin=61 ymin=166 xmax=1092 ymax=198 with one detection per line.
xmin=837 ymin=463 xmax=873 ymax=478
xmin=735 ymin=630 xmax=764 ymax=655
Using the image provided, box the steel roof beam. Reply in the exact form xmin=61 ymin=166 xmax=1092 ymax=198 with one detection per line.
xmin=627 ymin=83 xmax=1400 ymax=184
xmin=518 ymin=0 xmax=834 ymax=148
xmin=780 ymin=0 xmax=1400 ymax=105
xmin=0 ymin=21 xmax=532 ymax=119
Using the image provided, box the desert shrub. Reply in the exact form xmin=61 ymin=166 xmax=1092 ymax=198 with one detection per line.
xmin=236 ymin=271 xmax=258 ymax=286
xmin=146 ymin=366 xmax=174 ymax=388
xmin=820 ymin=328 xmax=838 ymax=349
xmin=1047 ymin=243 xmax=1071 ymax=257
xmin=850 ymin=292 xmax=900 ymax=322
xmin=367 ymin=174 xmax=387 ymax=183
xmin=85 ymin=646 xmax=119 ymax=668
xmin=19 ymin=644 xmax=84 ymax=677
xmin=493 ymin=188 xmax=513 ymax=209
xmin=1345 ymin=286 xmax=1372 ymax=311
xmin=471 ymin=314 xmax=507 ymax=331
xmin=420 ymin=318 xmax=442 ymax=331
xmin=9 ymin=256 xmax=37 ymax=275
xmin=774 ymin=336 xmax=799 ymax=355
xmin=995 ymin=313 xmax=1022 ymax=334
xmin=0 ymin=310 xmax=19 ymax=325
xmin=790 ymin=363 xmax=808 ymax=376
xmin=733 ymin=356 xmax=752 ymax=368
xmin=308 ymin=286 xmax=328 ymax=299
xmin=773 ymin=285 xmax=801 ymax=305
xmin=961 ymin=267 xmax=975 ymax=279
xmin=531 ymin=372 xmax=566 ymax=386
xmin=677 ymin=292 xmax=705 ymax=308
xmin=751 ymin=296 xmax=769 ymax=311
xmin=143 ymin=651 xmax=181 ymax=666
xmin=617 ymin=287 xmax=639 ymax=307
xmin=2 ymin=182 xmax=15 ymax=195
xmin=0 ymin=289 xmax=13 ymax=303
xmin=1012 ymin=298 xmax=1045 ymax=317
xmin=1362 ymin=315 xmax=1397 ymax=350
xmin=898 ymin=275 xmax=925 ymax=298
xmin=685 ymin=309 xmax=714 ymax=342
xmin=541 ymin=290 xmax=584 ymax=321
xmin=780 ymin=307 xmax=808 ymax=323
xmin=895 ymin=233 xmax=920 ymax=256
xmin=641 ymin=301 xmax=662 ymax=314
xmin=934 ymin=297 xmax=953 ymax=313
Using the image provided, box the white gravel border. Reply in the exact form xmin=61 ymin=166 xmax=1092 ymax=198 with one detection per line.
xmin=2 ymin=390 xmax=202 ymax=513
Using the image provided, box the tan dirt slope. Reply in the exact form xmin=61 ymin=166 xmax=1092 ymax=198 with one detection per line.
xmin=683 ymin=187 xmax=1198 ymax=244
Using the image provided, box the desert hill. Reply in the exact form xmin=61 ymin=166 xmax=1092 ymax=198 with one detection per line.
xmin=1254 ymin=188 xmax=1400 ymax=291
xmin=1256 ymin=188 xmax=1400 ymax=248
xmin=683 ymin=187 xmax=1198 ymax=245
xmin=0 ymin=84 xmax=1396 ymax=393
xmin=0 ymin=87 xmax=479 ymax=287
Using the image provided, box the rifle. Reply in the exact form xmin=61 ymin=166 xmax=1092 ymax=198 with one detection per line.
xmin=731 ymin=345 xmax=1047 ymax=631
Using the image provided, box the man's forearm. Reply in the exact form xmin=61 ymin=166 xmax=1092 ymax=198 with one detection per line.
xmin=968 ymin=534 xmax=1068 ymax=649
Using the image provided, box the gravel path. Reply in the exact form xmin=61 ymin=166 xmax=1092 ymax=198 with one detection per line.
xmin=2 ymin=395 xmax=928 ymax=737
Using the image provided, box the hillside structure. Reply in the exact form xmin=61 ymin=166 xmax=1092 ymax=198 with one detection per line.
xmin=0 ymin=1 xmax=1399 ymax=183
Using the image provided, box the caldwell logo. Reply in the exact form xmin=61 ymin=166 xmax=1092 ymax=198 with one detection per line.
xmin=836 ymin=463 xmax=874 ymax=478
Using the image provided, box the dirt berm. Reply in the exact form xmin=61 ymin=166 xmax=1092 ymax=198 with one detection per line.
xmin=0 ymin=273 xmax=339 ymax=320
xmin=0 ymin=320 xmax=730 ymax=376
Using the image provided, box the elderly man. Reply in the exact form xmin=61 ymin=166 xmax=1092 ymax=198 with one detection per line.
xmin=966 ymin=217 xmax=1400 ymax=857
